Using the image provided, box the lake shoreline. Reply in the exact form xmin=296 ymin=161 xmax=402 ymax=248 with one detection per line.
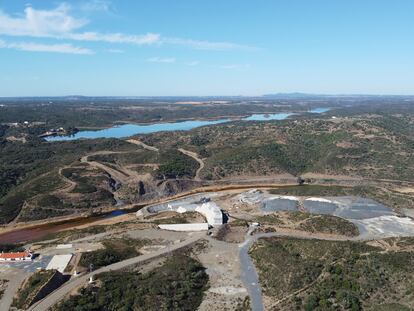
xmin=44 ymin=109 xmax=330 ymax=142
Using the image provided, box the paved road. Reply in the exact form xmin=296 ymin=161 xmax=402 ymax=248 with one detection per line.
xmin=29 ymin=234 xmax=203 ymax=311
xmin=239 ymin=226 xmax=264 ymax=311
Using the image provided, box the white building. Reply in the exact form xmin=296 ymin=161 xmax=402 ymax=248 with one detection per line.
xmin=0 ymin=251 xmax=33 ymax=262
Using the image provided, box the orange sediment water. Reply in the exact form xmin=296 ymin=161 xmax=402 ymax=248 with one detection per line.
xmin=0 ymin=183 xmax=298 ymax=244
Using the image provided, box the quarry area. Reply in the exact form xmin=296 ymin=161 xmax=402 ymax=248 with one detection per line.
xmin=2 ymin=187 xmax=414 ymax=310
xmin=137 ymin=189 xmax=414 ymax=239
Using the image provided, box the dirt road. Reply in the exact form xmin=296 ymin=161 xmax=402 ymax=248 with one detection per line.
xmin=57 ymin=167 xmax=77 ymax=192
xmin=0 ymin=268 xmax=26 ymax=311
xmin=126 ymin=139 xmax=159 ymax=152
xmin=178 ymin=148 xmax=205 ymax=181
xmin=80 ymin=153 xmax=131 ymax=184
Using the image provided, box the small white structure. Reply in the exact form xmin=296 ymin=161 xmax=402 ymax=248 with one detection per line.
xmin=158 ymin=223 xmax=209 ymax=232
xmin=176 ymin=206 xmax=187 ymax=214
xmin=195 ymin=202 xmax=223 ymax=226
xmin=46 ymin=254 xmax=73 ymax=273
xmin=56 ymin=244 xmax=72 ymax=249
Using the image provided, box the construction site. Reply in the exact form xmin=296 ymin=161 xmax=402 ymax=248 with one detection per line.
xmin=1 ymin=186 xmax=414 ymax=310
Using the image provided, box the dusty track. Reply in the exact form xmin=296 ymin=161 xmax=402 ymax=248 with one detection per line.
xmin=80 ymin=153 xmax=131 ymax=183
xmin=77 ymin=140 xmax=160 ymax=184
xmin=178 ymin=148 xmax=205 ymax=181
xmin=126 ymin=139 xmax=159 ymax=152
xmin=57 ymin=167 xmax=77 ymax=192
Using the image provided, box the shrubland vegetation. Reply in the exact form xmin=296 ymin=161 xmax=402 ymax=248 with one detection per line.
xmin=235 ymin=297 xmax=251 ymax=311
xmin=79 ymin=238 xmax=149 ymax=269
xmin=250 ymin=237 xmax=414 ymax=310
xmin=155 ymin=149 xmax=198 ymax=179
xmin=256 ymin=212 xmax=359 ymax=237
xmin=88 ymin=148 xmax=198 ymax=179
xmin=0 ymin=279 xmax=8 ymax=300
xmin=87 ymin=149 xmax=157 ymax=166
xmin=0 ymin=139 xmax=136 ymax=223
xmin=55 ymin=255 xmax=209 ymax=311
xmin=1 ymin=99 xmax=414 ymax=223
xmin=298 ymin=215 xmax=359 ymax=236
xmin=12 ymin=270 xmax=56 ymax=310
xmin=0 ymin=242 xmax=25 ymax=252
xmin=139 ymin=109 xmax=414 ymax=182
xmin=37 ymin=225 xmax=109 ymax=244
xmin=0 ymin=98 xmax=317 ymax=132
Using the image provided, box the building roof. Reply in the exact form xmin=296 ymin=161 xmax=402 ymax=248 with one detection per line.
xmin=158 ymin=223 xmax=209 ymax=232
xmin=46 ymin=254 xmax=73 ymax=273
xmin=0 ymin=251 xmax=31 ymax=259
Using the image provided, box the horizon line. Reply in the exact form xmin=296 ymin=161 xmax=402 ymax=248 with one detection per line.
xmin=1 ymin=93 xmax=414 ymax=99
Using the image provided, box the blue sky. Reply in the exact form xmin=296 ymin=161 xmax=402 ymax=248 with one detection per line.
xmin=0 ymin=0 xmax=414 ymax=96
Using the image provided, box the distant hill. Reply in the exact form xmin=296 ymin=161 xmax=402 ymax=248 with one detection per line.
xmin=262 ymin=92 xmax=321 ymax=99
xmin=263 ymin=92 xmax=414 ymax=99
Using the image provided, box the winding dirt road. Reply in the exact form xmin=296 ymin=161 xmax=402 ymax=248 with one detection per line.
xmin=77 ymin=139 xmax=160 ymax=184
xmin=126 ymin=139 xmax=159 ymax=152
xmin=57 ymin=167 xmax=77 ymax=192
xmin=126 ymin=140 xmax=205 ymax=181
xmin=80 ymin=153 xmax=131 ymax=183
xmin=178 ymin=148 xmax=205 ymax=181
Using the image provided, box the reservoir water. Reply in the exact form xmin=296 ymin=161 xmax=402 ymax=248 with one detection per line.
xmin=242 ymin=112 xmax=293 ymax=121
xmin=45 ymin=109 xmax=329 ymax=142
xmin=309 ymin=107 xmax=330 ymax=113
xmin=46 ymin=119 xmax=231 ymax=141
